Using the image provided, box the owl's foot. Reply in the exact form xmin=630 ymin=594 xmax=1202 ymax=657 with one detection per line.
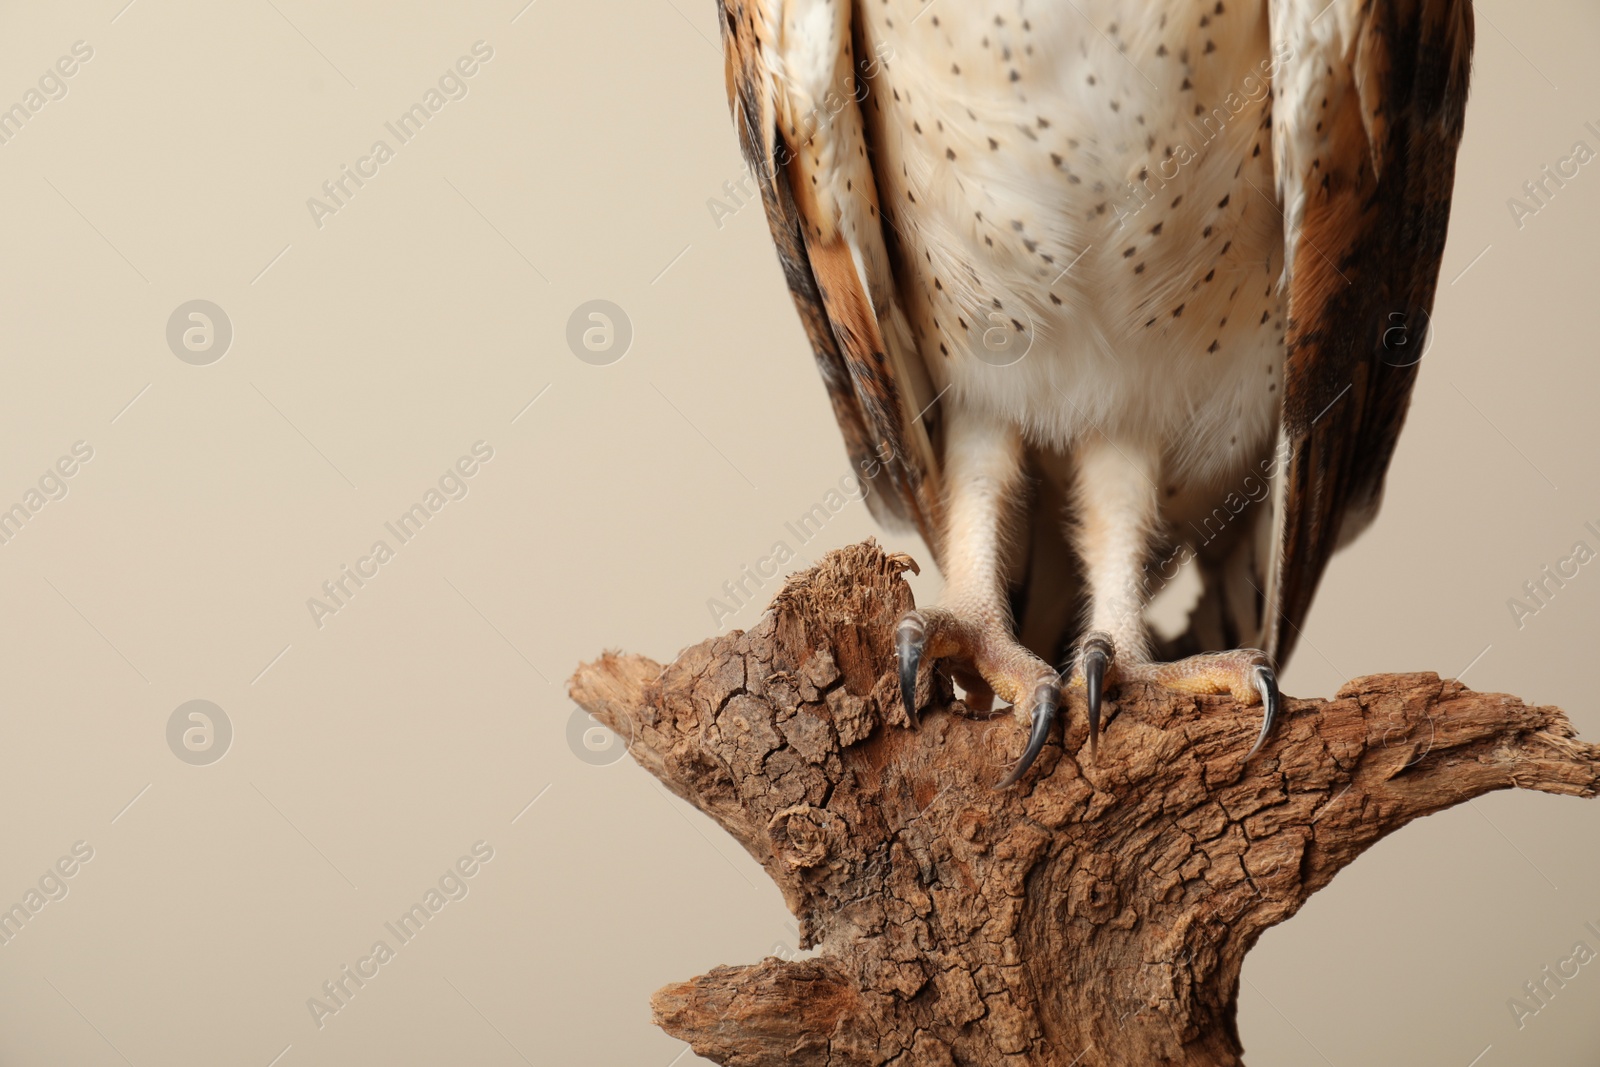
xmin=895 ymin=608 xmax=1061 ymax=788
xmin=1072 ymin=632 xmax=1279 ymax=760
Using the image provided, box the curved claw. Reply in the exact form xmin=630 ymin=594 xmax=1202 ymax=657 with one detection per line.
xmin=995 ymin=680 xmax=1058 ymax=790
xmin=1082 ymin=635 xmax=1112 ymax=758
xmin=896 ymin=612 xmax=925 ymax=717
xmin=1244 ymin=664 xmax=1278 ymax=759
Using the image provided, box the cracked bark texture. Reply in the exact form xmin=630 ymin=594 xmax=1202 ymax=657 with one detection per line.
xmin=568 ymin=541 xmax=1600 ymax=1067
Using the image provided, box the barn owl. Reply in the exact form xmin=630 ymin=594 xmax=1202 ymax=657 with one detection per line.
xmin=719 ymin=0 xmax=1472 ymax=785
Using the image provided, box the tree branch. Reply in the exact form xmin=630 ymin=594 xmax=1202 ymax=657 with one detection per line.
xmin=570 ymin=541 xmax=1600 ymax=1066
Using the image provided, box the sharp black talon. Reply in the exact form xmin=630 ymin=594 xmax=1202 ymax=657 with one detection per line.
xmin=1083 ymin=637 xmax=1111 ymax=757
xmin=1245 ymin=664 xmax=1278 ymax=759
xmin=896 ymin=612 xmax=925 ymax=716
xmin=996 ymin=679 xmax=1057 ymax=789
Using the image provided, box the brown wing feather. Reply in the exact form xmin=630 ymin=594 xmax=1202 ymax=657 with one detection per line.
xmin=1261 ymin=0 xmax=1473 ymax=664
xmin=719 ymin=0 xmax=944 ymax=557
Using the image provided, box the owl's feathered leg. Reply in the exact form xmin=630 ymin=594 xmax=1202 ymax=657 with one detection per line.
xmin=894 ymin=407 xmax=1062 ymax=788
xmin=1068 ymin=437 xmax=1279 ymax=757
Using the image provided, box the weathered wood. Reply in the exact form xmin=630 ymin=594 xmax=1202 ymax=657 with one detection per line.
xmin=569 ymin=541 xmax=1600 ymax=1066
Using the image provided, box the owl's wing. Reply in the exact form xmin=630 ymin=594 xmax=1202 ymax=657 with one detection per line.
xmin=720 ymin=0 xmax=944 ymax=558
xmin=1251 ymin=0 xmax=1474 ymax=664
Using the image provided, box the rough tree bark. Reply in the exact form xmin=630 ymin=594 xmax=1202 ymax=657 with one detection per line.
xmin=569 ymin=541 xmax=1600 ymax=1067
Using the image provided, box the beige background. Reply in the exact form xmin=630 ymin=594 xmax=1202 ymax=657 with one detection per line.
xmin=0 ymin=1 xmax=1595 ymax=1064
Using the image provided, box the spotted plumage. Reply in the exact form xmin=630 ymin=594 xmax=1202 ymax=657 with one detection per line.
xmin=720 ymin=0 xmax=1473 ymax=780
